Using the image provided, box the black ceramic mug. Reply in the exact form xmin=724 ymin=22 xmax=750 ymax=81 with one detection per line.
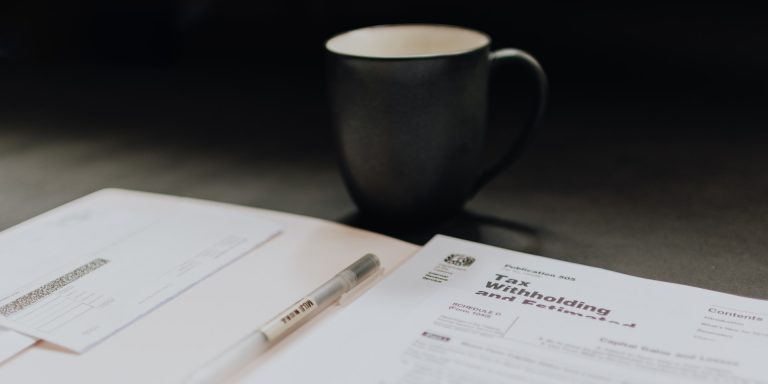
xmin=326 ymin=24 xmax=547 ymax=223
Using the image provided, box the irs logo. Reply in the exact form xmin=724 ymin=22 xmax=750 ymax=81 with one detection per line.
xmin=444 ymin=254 xmax=476 ymax=267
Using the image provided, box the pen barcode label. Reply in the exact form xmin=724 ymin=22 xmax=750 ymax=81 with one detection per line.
xmin=0 ymin=258 xmax=109 ymax=317
xmin=261 ymin=297 xmax=317 ymax=342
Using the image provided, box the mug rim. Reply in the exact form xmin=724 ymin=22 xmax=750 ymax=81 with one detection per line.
xmin=325 ymin=24 xmax=491 ymax=60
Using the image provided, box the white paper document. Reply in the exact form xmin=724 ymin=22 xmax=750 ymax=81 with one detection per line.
xmin=0 ymin=189 xmax=280 ymax=353
xmin=0 ymin=327 xmax=36 ymax=363
xmin=244 ymin=235 xmax=768 ymax=383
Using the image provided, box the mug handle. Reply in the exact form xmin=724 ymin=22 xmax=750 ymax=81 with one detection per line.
xmin=474 ymin=48 xmax=548 ymax=190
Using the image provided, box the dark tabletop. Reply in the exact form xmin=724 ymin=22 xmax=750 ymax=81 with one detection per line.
xmin=1 ymin=67 xmax=766 ymax=299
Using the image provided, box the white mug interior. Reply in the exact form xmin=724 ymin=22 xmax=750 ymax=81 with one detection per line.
xmin=326 ymin=24 xmax=490 ymax=59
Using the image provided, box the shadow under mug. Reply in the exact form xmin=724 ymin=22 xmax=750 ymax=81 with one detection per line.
xmin=326 ymin=24 xmax=547 ymax=224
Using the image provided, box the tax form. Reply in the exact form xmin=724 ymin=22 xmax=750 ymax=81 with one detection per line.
xmin=243 ymin=235 xmax=768 ymax=383
xmin=0 ymin=189 xmax=280 ymax=353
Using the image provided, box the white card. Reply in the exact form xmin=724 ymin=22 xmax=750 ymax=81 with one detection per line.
xmin=0 ymin=189 xmax=281 ymax=353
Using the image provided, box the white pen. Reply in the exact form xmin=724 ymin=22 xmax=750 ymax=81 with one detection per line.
xmin=182 ymin=253 xmax=381 ymax=384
